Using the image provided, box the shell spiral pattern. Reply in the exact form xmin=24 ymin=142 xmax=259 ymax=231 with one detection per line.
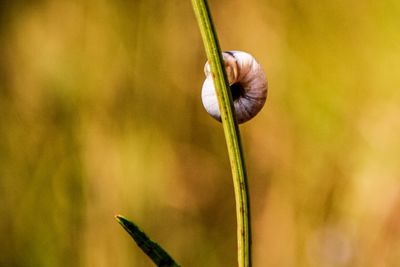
xmin=201 ymin=51 xmax=268 ymax=124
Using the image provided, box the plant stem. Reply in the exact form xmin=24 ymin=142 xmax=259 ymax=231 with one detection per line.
xmin=191 ymin=1 xmax=252 ymax=267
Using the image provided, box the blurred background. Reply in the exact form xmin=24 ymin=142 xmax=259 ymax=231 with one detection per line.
xmin=1 ymin=0 xmax=400 ymax=266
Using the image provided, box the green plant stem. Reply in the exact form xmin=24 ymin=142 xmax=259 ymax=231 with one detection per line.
xmin=191 ymin=1 xmax=252 ymax=267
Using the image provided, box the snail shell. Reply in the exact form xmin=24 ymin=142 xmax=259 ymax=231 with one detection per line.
xmin=201 ymin=51 xmax=268 ymax=124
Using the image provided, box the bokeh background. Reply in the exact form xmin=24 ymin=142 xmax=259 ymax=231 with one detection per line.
xmin=1 ymin=0 xmax=400 ymax=266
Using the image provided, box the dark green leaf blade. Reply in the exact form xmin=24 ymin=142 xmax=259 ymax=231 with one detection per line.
xmin=115 ymin=215 xmax=180 ymax=267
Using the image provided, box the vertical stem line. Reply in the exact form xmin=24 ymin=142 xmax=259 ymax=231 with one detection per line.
xmin=191 ymin=1 xmax=252 ymax=267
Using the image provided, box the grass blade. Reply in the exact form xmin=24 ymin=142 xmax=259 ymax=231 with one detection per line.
xmin=191 ymin=1 xmax=252 ymax=266
xmin=115 ymin=215 xmax=180 ymax=267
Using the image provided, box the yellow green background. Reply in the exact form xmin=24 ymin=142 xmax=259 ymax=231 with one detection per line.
xmin=1 ymin=0 xmax=400 ymax=266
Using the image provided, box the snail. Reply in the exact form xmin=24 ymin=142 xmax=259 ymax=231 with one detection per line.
xmin=201 ymin=51 xmax=268 ymax=124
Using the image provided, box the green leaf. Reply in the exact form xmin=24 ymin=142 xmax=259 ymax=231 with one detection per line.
xmin=115 ymin=215 xmax=180 ymax=267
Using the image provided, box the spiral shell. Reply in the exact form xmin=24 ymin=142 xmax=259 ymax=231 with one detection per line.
xmin=201 ymin=51 xmax=268 ymax=124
